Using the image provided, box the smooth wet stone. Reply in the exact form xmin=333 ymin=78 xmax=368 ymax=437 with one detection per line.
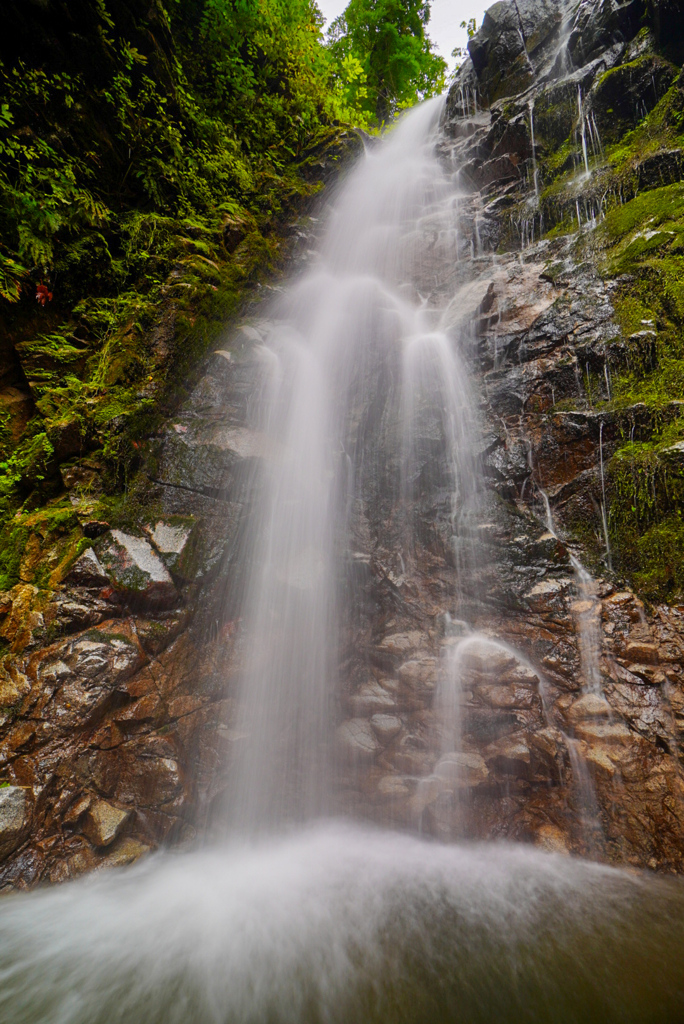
xmin=565 ymin=694 xmax=612 ymax=722
xmin=336 ymin=719 xmax=380 ymax=761
xmin=349 ymin=683 xmax=395 ymax=716
xmin=456 ymin=640 xmax=518 ymax=678
xmin=83 ymin=798 xmax=131 ymax=848
xmin=97 ymin=531 xmax=178 ymax=610
xmin=625 ymin=641 xmax=659 ymax=665
xmin=575 ymin=721 xmax=632 ymax=744
xmin=370 ymin=714 xmax=402 ymax=744
xmin=525 ymin=579 xmax=567 ymax=612
xmin=397 ymin=659 xmax=437 ymax=689
xmin=434 ymin=752 xmax=489 ymax=788
xmin=484 ymin=736 xmax=531 ymax=776
xmin=0 ymin=787 xmax=31 ymax=860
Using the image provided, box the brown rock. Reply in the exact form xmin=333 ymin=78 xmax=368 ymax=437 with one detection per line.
xmin=82 ymin=798 xmax=130 ymax=847
xmin=625 ymin=641 xmax=659 ymax=664
xmin=434 ymin=751 xmax=489 ymax=788
xmin=574 ymin=721 xmax=631 ymax=744
xmin=484 ymin=735 xmax=531 ymax=776
xmin=565 ymin=694 xmax=612 ymax=723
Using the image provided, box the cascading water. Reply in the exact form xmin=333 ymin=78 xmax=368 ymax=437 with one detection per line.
xmin=226 ymin=97 xmax=480 ymax=833
xmin=0 ymin=98 xmax=683 ymax=1023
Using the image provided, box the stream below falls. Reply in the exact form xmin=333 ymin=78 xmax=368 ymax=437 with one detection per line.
xmin=1 ymin=98 xmax=684 ymax=1022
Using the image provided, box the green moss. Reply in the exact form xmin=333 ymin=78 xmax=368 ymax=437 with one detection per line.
xmin=603 ymin=78 xmax=684 ymax=173
xmin=609 ymin=420 xmax=684 ymax=600
xmin=0 ymin=524 xmax=29 ymax=591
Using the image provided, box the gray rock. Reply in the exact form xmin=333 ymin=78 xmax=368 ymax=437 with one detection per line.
xmin=0 ymin=787 xmax=31 ymax=860
xmin=370 ymin=714 xmax=403 ymax=744
xmin=144 ymin=519 xmax=194 ymax=576
xmin=97 ymin=531 xmax=178 ymax=610
xmin=349 ymin=682 xmax=396 ymax=716
xmin=156 ymin=423 xmax=269 ymax=499
xmin=336 ymin=719 xmax=381 ymax=761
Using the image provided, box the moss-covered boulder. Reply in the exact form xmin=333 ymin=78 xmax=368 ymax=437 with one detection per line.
xmin=97 ymin=530 xmax=178 ymax=611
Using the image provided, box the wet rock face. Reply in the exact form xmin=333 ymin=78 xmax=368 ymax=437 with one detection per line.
xmin=467 ymin=0 xmax=561 ymax=103
xmin=3 ymin=0 xmax=684 ymax=886
xmin=0 ymin=337 xmax=261 ymax=886
xmin=325 ymin=0 xmax=684 ymax=867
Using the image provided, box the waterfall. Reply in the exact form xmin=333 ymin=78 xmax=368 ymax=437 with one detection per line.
xmin=1 ymin=91 xmax=684 ymax=1022
xmin=227 ymin=97 xmax=480 ymax=833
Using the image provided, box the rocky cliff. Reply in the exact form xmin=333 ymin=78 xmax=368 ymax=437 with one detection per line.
xmin=2 ymin=0 xmax=684 ymax=885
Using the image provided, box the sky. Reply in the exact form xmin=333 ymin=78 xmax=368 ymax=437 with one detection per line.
xmin=316 ymin=0 xmax=487 ymax=73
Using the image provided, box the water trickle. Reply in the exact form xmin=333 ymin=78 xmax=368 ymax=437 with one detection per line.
xmin=578 ymin=87 xmax=591 ymax=176
xmin=528 ymin=99 xmax=540 ymax=199
xmin=539 ymin=490 xmax=604 ymax=695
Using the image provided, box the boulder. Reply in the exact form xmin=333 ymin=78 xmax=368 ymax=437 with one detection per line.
xmin=370 ymin=714 xmax=403 ymax=744
xmin=434 ymin=751 xmax=490 ymax=788
xmin=565 ymin=693 xmax=612 ymax=722
xmin=484 ymin=735 xmax=532 ymax=776
xmin=349 ymin=682 xmax=396 ymax=716
xmin=97 ymin=531 xmax=178 ymax=610
xmin=336 ymin=719 xmax=381 ymax=761
xmin=144 ymin=519 xmax=194 ymax=576
xmin=82 ymin=798 xmax=131 ymax=848
xmin=65 ymin=548 xmax=111 ymax=590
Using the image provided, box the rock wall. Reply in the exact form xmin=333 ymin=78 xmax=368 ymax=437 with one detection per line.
xmin=3 ymin=0 xmax=684 ymax=885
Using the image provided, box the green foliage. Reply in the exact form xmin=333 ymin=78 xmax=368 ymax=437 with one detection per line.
xmin=452 ymin=19 xmax=478 ymax=70
xmin=328 ymin=0 xmax=447 ymax=123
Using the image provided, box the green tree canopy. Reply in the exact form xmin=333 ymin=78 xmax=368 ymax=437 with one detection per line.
xmin=328 ymin=0 xmax=447 ymax=124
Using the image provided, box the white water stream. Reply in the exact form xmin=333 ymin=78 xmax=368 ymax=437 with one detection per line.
xmin=227 ymin=96 xmax=480 ymax=833
xmin=0 ymin=99 xmax=683 ymax=1021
